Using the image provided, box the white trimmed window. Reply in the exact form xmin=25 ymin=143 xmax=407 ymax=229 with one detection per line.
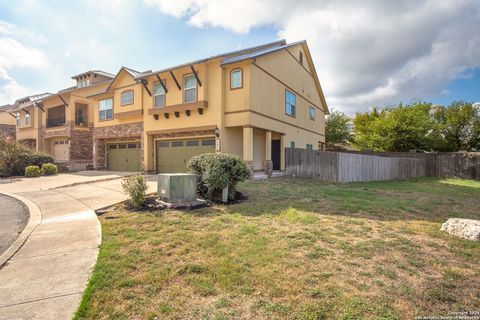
xmin=99 ymin=98 xmax=113 ymax=120
xmin=16 ymin=112 xmax=20 ymax=126
xmin=309 ymin=106 xmax=315 ymax=120
xmin=121 ymin=90 xmax=134 ymax=106
xmin=25 ymin=112 xmax=30 ymax=126
xmin=230 ymin=69 xmax=242 ymax=89
xmin=154 ymin=82 xmax=165 ymax=108
xmin=183 ymin=74 xmax=197 ymax=103
xmin=285 ymin=89 xmax=296 ymax=116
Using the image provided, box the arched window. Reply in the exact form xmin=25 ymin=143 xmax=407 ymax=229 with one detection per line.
xmin=230 ymin=68 xmax=243 ymax=89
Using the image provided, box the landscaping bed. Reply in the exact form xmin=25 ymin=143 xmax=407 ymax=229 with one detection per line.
xmin=75 ymin=177 xmax=480 ymax=319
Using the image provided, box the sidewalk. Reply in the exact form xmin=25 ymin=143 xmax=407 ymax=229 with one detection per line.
xmin=0 ymin=173 xmax=157 ymax=320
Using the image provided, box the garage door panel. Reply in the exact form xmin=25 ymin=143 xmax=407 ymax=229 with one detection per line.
xmin=53 ymin=139 xmax=69 ymax=162
xmin=107 ymin=142 xmax=140 ymax=172
xmin=156 ymin=138 xmax=215 ymax=173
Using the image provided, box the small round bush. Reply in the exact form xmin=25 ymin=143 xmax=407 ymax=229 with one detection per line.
xmin=25 ymin=165 xmax=41 ymax=177
xmin=41 ymin=163 xmax=58 ymax=176
xmin=188 ymin=153 xmax=250 ymax=201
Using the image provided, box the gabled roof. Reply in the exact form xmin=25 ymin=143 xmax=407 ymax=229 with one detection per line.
xmin=105 ymin=66 xmax=150 ymax=92
xmin=71 ymin=70 xmax=115 ymax=80
xmin=123 ymin=67 xmax=151 ymax=78
xmin=136 ymin=39 xmax=287 ymax=79
xmin=220 ymin=40 xmax=305 ymax=65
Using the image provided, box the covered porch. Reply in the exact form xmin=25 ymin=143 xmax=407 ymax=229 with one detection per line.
xmin=223 ymin=126 xmax=285 ymax=176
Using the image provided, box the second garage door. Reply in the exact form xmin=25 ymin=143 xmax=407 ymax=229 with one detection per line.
xmin=156 ymin=138 xmax=215 ymax=173
xmin=107 ymin=142 xmax=141 ymax=171
xmin=53 ymin=139 xmax=69 ymax=162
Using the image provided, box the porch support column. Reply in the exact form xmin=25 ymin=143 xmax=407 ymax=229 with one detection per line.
xmin=280 ymin=134 xmax=285 ymax=171
xmin=242 ymin=126 xmax=254 ymax=175
xmin=143 ymin=133 xmax=154 ymax=173
xmin=263 ymin=131 xmax=273 ymax=177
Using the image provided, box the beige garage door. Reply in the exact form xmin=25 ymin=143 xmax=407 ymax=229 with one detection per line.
xmin=156 ymin=138 xmax=215 ymax=173
xmin=107 ymin=142 xmax=141 ymax=171
xmin=53 ymin=139 xmax=69 ymax=162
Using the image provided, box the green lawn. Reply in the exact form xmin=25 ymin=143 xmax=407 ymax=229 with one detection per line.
xmin=75 ymin=177 xmax=480 ymax=320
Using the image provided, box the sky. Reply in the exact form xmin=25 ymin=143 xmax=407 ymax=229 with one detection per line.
xmin=0 ymin=0 xmax=479 ymax=114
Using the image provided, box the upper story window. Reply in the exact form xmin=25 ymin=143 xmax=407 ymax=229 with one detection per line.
xmin=15 ymin=112 xmax=20 ymax=126
xmin=25 ymin=112 xmax=30 ymax=126
xmin=309 ymin=106 xmax=315 ymax=120
xmin=121 ymin=90 xmax=134 ymax=106
xmin=285 ymin=89 xmax=296 ymax=116
xmin=99 ymin=98 xmax=113 ymax=121
xmin=183 ymin=74 xmax=197 ymax=103
xmin=299 ymin=51 xmax=303 ymax=65
xmin=230 ymin=68 xmax=242 ymax=89
xmin=306 ymin=144 xmax=313 ymax=151
xmin=154 ymin=82 xmax=165 ymax=108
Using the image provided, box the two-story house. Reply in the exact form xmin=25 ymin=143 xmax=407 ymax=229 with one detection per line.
xmin=7 ymin=71 xmax=113 ymax=169
xmin=10 ymin=93 xmax=52 ymax=151
xmin=40 ymin=71 xmax=113 ymax=169
xmin=7 ymin=40 xmax=328 ymax=175
xmin=89 ymin=40 xmax=328 ymax=175
xmin=88 ymin=67 xmax=150 ymax=171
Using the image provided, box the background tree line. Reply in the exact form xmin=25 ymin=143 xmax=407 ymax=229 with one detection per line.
xmin=325 ymin=101 xmax=480 ymax=152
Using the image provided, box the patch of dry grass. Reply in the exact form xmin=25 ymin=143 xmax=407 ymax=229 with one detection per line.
xmin=75 ymin=177 xmax=480 ymax=320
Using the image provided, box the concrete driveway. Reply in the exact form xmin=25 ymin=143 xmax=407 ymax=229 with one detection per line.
xmin=0 ymin=171 xmax=157 ymax=320
xmin=0 ymin=194 xmax=28 ymax=256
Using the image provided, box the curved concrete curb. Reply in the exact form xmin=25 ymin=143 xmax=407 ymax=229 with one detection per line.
xmin=0 ymin=192 xmax=42 ymax=269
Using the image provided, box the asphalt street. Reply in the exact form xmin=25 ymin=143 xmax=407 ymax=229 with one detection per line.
xmin=0 ymin=194 xmax=28 ymax=256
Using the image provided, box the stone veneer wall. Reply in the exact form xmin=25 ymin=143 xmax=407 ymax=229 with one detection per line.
xmin=70 ymin=129 xmax=93 ymax=161
xmin=42 ymin=122 xmax=94 ymax=165
xmin=92 ymin=122 xmax=144 ymax=169
xmin=0 ymin=124 xmax=16 ymax=140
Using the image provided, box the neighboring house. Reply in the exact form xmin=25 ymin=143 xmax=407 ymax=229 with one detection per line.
xmin=7 ymin=71 xmax=113 ymax=169
xmin=10 ymin=93 xmax=52 ymax=150
xmin=39 ymin=71 xmax=113 ymax=169
xmin=88 ymin=67 xmax=150 ymax=171
xmin=89 ymin=39 xmax=328 ymax=174
xmin=0 ymin=104 xmax=16 ymax=140
xmin=7 ymin=39 xmax=328 ymax=174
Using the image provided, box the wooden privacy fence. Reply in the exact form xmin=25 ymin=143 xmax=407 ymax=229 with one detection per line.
xmin=285 ymin=148 xmax=479 ymax=182
xmin=336 ymin=151 xmax=480 ymax=179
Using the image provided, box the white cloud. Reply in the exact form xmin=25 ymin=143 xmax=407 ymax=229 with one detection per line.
xmin=145 ymin=0 xmax=480 ymax=113
xmin=0 ymin=67 xmax=29 ymax=104
xmin=0 ymin=38 xmax=49 ymax=70
xmin=0 ymin=34 xmax=51 ymax=104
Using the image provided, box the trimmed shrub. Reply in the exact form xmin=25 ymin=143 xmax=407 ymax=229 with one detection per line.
xmin=41 ymin=163 xmax=58 ymax=176
xmin=25 ymin=165 xmax=41 ymax=177
xmin=15 ymin=152 xmax=54 ymax=176
xmin=121 ymin=175 xmax=148 ymax=208
xmin=187 ymin=153 xmax=250 ymax=201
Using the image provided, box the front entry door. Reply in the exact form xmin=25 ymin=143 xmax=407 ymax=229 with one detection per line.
xmin=271 ymin=140 xmax=281 ymax=170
